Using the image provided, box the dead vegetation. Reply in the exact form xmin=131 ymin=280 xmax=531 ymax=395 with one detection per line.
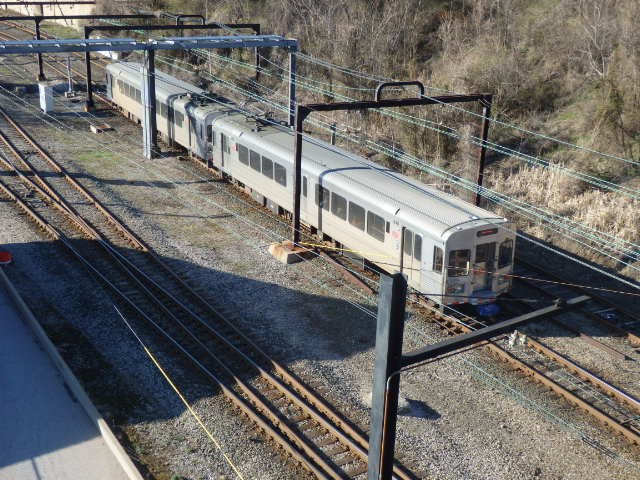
xmin=104 ymin=0 xmax=640 ymax=279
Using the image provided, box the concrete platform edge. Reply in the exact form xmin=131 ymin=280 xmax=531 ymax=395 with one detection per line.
xmin=0 ymin=267 xmax=145 ymax=480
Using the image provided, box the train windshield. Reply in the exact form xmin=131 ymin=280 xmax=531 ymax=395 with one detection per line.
xmin=448 ymin=249 xmax=470 ymax=277
xmin=498 ymin=239 xmax=514 ymax=268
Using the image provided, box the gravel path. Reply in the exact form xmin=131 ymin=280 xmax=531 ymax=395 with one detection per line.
xmin=0 ymin=52 xmax=639 ymax=480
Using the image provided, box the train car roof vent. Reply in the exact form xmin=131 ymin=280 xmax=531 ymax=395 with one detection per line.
xmin=469 ymin=215 xmax=479 ymax=220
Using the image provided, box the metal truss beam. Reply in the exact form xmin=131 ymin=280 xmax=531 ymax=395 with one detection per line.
xmin=0 ymin=35 xmax=297 ymax=54
xmin=83 ymin=22 xmax=262 ymax=108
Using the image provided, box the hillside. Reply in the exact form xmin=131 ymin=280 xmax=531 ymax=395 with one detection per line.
xmin=107 ymin=0 xmax=639 ymax=279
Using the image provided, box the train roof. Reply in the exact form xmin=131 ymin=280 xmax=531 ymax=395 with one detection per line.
xmin=107 ymin=61 xmax=207 ymax=98
xmin=217 ymin=115 xmax=506 ymax=237
xmin=107 ymin=61 xmax=507 ymax=237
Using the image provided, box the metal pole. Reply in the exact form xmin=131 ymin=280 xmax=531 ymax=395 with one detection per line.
xmin=288 ymin=46 xmax=297 ymax=127
xmin=254 ymin=24 xmax=261 ymax=82
xmin=399 ymin=226 xmax=405 ymax=274
xmin=34 ymin=19 xmax=45 ymax=81
xmin=474 ymin=95 xmax=492 ymax=206
xmin=83 ymin=26 xmax=93 ymax=111
xmin=330 ymin=123 xmax=336 ymax=145
xmin=65 ymin=55 xmax=72 ymax=93
xmin=291 ymin=105 xmax=306 ymax=245
xmin=142 ymin=48 xmax=157 ymax=159
xmin=367 ymin=273 xmax=407 ymax=480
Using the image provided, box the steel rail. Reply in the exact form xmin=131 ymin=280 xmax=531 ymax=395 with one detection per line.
xmin=515 ymin=256 xmax=640 ymax=345
xmin=0 ymin=175 xmax=333 ymax=479
xmin=0 ymin=141 xmax=348 ymax=478
xmin=413 ymin=297 xmax=640 ymax=445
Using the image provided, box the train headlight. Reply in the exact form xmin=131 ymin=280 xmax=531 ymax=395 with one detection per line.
xmin=446 ymin=284 xmax=465 ymax=295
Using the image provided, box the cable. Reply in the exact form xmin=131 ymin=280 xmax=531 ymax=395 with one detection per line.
xmin=114 ymin=305 xmax=246 ymax=480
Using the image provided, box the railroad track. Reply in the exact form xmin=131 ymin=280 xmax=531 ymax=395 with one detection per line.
xmin=413 ymin=296 xmax=640 ymax=446
xmin=0 ymin=98 xmax=417 ymax=478
xmin=513 ymin=257 xmax=640 ymax=346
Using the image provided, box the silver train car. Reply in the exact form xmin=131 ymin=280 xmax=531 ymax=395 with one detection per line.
xmin=106 ymin=62 xmax=516 ymax=307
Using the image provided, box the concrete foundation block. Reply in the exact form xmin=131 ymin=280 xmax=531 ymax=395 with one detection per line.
xmin=268 ymin=241 xmax=314 ymax=264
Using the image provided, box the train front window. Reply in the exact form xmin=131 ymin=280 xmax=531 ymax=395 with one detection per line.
xmin=498 ymin=239 xmax=514 ymax=268
xmin=433 ymin=246 xmax=443 ymax=272
xmin=475 ymin=242 xmax=496 ymax=264
xmin=448 ymin=249 xmax=470 ymax=277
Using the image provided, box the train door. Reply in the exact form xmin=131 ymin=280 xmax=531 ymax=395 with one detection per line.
xmin=472 ymin=242 xmax=496 ymax=291
xmin=402 ymin=229 xmax=422 ymax=285
xmin=106 ymin=73 xmax=113 ymax=98
xmin=205 ymin=125 xmax=213 ymax=167
xmin=221 ymin=133 xmax=230 ymax=168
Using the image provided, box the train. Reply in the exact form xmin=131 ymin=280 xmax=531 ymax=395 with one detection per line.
xmin=105 ymin=61 xmax=516 ymax=308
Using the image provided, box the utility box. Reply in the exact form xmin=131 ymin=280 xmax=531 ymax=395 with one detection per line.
xmin=38 ymin=81 xmax=65 ymax=113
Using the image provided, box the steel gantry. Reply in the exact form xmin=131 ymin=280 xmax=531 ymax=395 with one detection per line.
xmin=82 ymin=22 xmax=262 ymax=110
xmin=0 ymin=13 xmax=156 ymax=80
xmin=369 ymin=273 xmax=589 ymax=479
xmin=290 ymin=82 xmax=492 ymax=246
xmin=0 ymin=35 xmax=298 ymax=158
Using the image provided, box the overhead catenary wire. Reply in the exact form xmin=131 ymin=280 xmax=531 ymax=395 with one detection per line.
xmin=153 ymin=54 xmax=640 ymax=279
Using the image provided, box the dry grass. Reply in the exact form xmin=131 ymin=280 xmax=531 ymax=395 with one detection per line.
xmin=489 ymin=164 xmax=640 ymax=279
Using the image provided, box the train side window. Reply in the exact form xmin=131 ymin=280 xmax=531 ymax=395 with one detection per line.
xmin=385 ymin=222 xmax=390 ymax=233
xmin=135 ymin=88 xmax=141 ymax=103
xmin=433 ymin=246 xmax=443 ymax=272
xmin=367 ymin=211 xmax=385 ymax=242
xmin=448 ymin=249 xmax=470 ymax=277
xmin=414 ymin=235 xmax=422 ymax=261
xmin=274 ymin=163 xmax=287 ymax=186
xmin=206 ymin=125 xmax=213 ymax=143
xmin=403 ymin=229 xmax=413 ymax=256
xmin=331 ymin=192 xmax=347 ymax=220
xmin=498 ymin=239 xmax=514 ymax=268
xmin=262 ymin=156 xmax=274 ymax=179
xmin=348 ymin=202 xmax=365 ymax=230
xmin=249 ymin=150 xmax=261 ymax=171
xmin=238 ymin=144 xmax=249 ymax=165
xmin=302 ymin=176 xmax=307 ymax=197
xmin=315 ymin=185 xmax=330 ymax=211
